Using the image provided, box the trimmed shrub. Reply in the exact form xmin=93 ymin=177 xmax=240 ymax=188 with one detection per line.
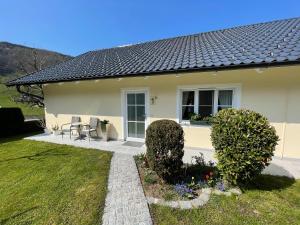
xmin=145 ymin=120 xmax=184 ymax=181
xmin=23 ymin=120 xmax=44 ymax=133
xmin=211 ymin=109 xmax=279 ymax=184
xmin=0 ymin=107 xmax=24 ymax=136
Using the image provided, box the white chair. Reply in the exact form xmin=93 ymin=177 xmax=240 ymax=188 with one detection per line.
xmin=82 ymin=117 xmax=99 ymax=142
xmin=60 ymin=116 xmax=81 ymax=139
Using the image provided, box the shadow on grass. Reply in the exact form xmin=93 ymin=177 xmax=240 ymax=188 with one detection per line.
xmin=0 ymin=148 xmax=70 ymax=163
xmin=0 ymin=131 xmax=42 ymax=144
xmin=241 ymin=174 xmax=295 ymax=191
xmin=0 ymin=206 xmax=39 ymax=224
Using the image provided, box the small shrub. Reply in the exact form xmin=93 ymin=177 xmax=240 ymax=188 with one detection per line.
xmin=134 ymin=153 xmax=149 ymax=168
xmin=192 ymin=153 xmax=206 ymax=167
xmin=211 ymin=109 xmax=279 ymax=184
xmin=203 ymin=171 xmax=217 ymax=187
xmin=23 ymin=120 xmax=44 ymax=133
xmin=144 ymin=169 xmax=158 ymax=185
xmin=146 ymin=119 xmax=184 ymax=181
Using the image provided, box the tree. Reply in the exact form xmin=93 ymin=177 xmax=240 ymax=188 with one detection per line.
xmin=13 ymin=49 xmax=46 ymax=107
xmin=17 ymin=49 xmax=47 ymax=74
xmin=15 ymin=85 xmax=44 ymax=107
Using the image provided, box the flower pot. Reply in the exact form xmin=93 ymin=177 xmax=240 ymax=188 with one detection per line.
xmin=101 ymin=123 xmax=107 ymax=133
xmin=101 ymin=123 xmax=110 ymax=141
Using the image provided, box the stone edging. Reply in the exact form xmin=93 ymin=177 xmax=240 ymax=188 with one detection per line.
xmin=147 ymin=187 xmax=242 ymax=209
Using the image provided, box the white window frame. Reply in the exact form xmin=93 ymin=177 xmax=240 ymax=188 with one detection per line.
xmin=176 ymin=84 xmax=241 ymax=124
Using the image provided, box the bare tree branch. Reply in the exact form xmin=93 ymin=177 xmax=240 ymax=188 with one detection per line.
xmin=14 ymin=49 xmax=46 ymax=108
xmin=14 ymin=85 xmax=44 ymax=108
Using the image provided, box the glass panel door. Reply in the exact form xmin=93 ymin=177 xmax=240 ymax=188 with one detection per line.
xmin=127 ymin=93 xmax=146 ymax=139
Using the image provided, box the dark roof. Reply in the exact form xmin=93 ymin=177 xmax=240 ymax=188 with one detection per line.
xmin=7 ymin=17 xmax=300 ymax=86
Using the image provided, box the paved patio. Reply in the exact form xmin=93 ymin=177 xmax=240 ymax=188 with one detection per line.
xmin=26 ymin=133 xmax=145 ymax=155
xmin=26 ymin=133 xmax=300 ymax=179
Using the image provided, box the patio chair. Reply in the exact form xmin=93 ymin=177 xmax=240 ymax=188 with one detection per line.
xmin=60 ymin=116 xmax=81 ymax=139
xmin=82 ymin=117 xmax=99 ymax=142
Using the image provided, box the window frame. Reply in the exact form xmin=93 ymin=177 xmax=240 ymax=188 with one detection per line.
xmin=177 ymin=84 xmax=241 ymax=124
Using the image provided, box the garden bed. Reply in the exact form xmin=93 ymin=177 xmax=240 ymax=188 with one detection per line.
xmin=135 ymin=153 xmax=241 ymax=209
xmin=150 ymin=175 xmax=299 ymax=225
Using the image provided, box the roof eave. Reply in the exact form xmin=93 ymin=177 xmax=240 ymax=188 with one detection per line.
xmin=6 ymin=60 xmax=300 ymax=87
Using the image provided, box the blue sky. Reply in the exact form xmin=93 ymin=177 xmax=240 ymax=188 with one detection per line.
xmin=1 ymin=0 xmax=299 ymax=56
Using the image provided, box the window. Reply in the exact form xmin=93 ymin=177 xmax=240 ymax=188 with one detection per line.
xmin=181 ymin=91 xmax=195 ymax=120
xmin=218 ymin=90 xmax=233 ymax=111
xmin=198 ymin=90 xmax=214 ymax=117
xmin=180 ymin=88 xmax=236 ymax=121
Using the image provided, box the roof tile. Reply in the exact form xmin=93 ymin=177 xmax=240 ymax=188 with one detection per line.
xmin=8 ymin=17 xmax=300 ymax=86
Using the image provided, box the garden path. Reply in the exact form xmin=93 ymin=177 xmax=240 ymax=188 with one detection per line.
xmin=102 ymin=153 xmax=153 ymax=225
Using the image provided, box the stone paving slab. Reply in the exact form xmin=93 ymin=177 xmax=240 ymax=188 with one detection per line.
xmin=26 ymin=133 xmax=145 ymax=155
xmin=26 ymin=134 xmax=300 ymax=179
xmin=102 ymin=153 xmax=152 ymax=225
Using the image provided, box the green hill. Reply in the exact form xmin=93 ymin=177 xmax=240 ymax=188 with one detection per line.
xmin=0 ymin=42 xmax=72 ymax=117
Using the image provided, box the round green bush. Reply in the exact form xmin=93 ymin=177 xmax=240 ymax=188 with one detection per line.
xmin=145 ymin=119 xmax=184 ymax=181
xmin=211 ymin=109 xmax=279 ymax=184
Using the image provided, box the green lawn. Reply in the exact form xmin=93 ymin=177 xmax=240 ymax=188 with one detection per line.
xmin=0 ymin=136 xmax=112 ymax=225
xmin=150 ymin=175 xmax=300 ymax=225
xmin=0 ymin=83 xmax=44 ymax=116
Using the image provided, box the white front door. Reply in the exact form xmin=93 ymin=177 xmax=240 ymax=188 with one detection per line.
xmin=125 ymin=91 xmax=147 ymax=141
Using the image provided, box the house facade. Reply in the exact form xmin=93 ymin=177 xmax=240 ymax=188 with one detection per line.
xmin=42 ymin=65 xmax=300 ymax=158
xmin=7 ymin=17 xmax=300 ymax=158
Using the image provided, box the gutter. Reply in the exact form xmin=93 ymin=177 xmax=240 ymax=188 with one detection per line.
xmin=6 ymin=60 xmax=300 ymax=87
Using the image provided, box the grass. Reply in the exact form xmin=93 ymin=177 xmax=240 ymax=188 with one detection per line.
xmin=150 ymin=175 xmax=300 ymax=225
xmin=0 ymin=135 xmax=112 ymax=225
xmin=0 ymin=83 xmax=44 ymax=116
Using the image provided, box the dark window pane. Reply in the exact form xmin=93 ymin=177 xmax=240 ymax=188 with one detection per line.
xmin=127 ymin=94 xmax=135 ymax=105
xmin=182 ymin=91 xmax=194 ymax=105
xmin=218 ymin=90 xmax=233 ymax=106
xmin=128 ymin=122 xmax=136 ymax=137
xmin=182 ymin=106 xmax=194 ymax=120
xmin=136 ymin=93 xmax=145 ymax=105
xmin=199 ymin=90 xmax=214 ymax=116
xmin=136 ymin=106 xmax=145 ymax=121
xmin=127 ymin=106 xmax=136 ymax=121
xmin=199 ymin=90 xmax=214 ymax=106
xmin=137 ymin=122 xmax=145 ymax=138
xmin=198 ymin=106 xmax=213 ymax=117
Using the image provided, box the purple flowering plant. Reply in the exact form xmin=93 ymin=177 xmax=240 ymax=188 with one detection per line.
xmin=174 ymin=183 xmax=195 ymax=199
xmin=215 ymin=180 xmax=227 ymax=192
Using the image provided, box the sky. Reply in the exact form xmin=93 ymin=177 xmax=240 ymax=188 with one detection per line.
xmin=1 ymin=0 xmax=299 ymax=56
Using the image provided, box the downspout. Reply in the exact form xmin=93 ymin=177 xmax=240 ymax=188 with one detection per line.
xmin=280 ymin=88 xmax=289 ymax=159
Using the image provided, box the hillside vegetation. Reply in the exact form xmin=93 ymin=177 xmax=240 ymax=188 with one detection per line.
xmin=0 ymin=42 xmax=72 ymax=117
xmin=0 ymin=42 xmax=71 ymax=76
